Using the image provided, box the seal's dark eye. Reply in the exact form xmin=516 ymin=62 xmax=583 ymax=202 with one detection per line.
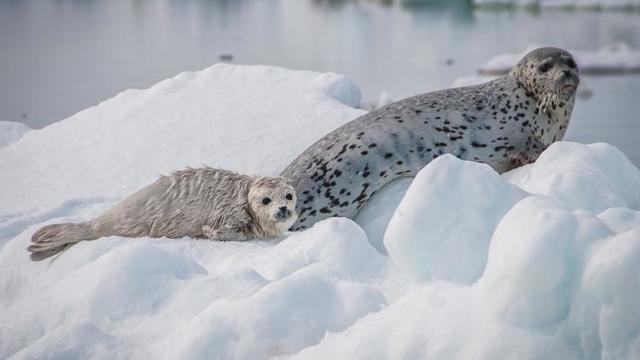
xmin=538 ymin=62 xmax=553 ymax=73
xmin=286 ymin=193 xmax=293 ymax=201
xmin=262 ymin=197 xmax=271 ymax=205
xmin=567 ymin=59 xmax=577 ymax=69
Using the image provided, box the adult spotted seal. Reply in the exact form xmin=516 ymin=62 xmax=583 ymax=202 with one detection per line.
xmin=281 ymin=47 xmax=579 ymax=230
xmin=28 ymin=168 xmax=297 ymax=261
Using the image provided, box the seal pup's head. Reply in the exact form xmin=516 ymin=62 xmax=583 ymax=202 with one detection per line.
xmin=247 ymin=176 xmax=298 ymax=234
xmin=512 ymin=47 xmax=579 ymax=116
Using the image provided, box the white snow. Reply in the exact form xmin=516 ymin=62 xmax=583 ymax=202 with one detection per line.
xmin=504 ymin=142 xmax=640 ymax=212
xmin=1 ymin=64 xmax=640 ymax=360
xmin=301 ymin=143 xmax=640 ymax=360
xmin=0 ymin=64 xmax=364 ymax=216
xmin=0 ymin=121 xmax=31 ymax=150
xmin=384 ymin=155 xmax=527 ymax=284
xmin=478 ymin=43 xmax=640 ymax=75
xmin=473 ymin=0 xmax=640 ymax=9
xmin=360 ymin=90 xmax=396 ymax=111
xmin=355 ymin=177 xmax=413 ymax=255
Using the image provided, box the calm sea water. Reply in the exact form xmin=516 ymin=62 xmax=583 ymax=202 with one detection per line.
xmin=0 ymin=0 xmax=638 ymax=162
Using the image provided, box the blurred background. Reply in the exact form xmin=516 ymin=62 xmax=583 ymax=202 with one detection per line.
xmin=0 ymin=0 xmax=638 ymax=163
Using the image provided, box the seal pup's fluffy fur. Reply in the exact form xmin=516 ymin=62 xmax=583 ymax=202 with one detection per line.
xmin=28 ymin=167 xmax=297 ymax=261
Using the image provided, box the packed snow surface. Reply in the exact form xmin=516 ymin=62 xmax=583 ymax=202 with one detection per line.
xmin=0 ymin=121 xmax=30 ymax=150
xmin=2 ymin=64 xmax=640 ymax=360
xmin=473 ymin=0 xmax=640 ymax=9
xmin=478 ymin=43 xmax=640 ymax=75
xmin=0 ymin=64 xmax=364 ymax=215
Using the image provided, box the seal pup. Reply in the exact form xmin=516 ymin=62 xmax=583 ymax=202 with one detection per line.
xmin=28 ymin=168 xmax=297 ymax=261
xmin=281 ymin=47 xmax=579 ymax=230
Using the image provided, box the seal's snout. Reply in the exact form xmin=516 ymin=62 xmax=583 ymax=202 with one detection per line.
xmin=560 ymin=82 xmax=578 ymax=97
xmin=557 ymin=69 xmax=579 ymax=98
xmin=274 ymin=206 xmax=291 ymax=221
xmin=561 ymin=70 xmax=579 ymax=82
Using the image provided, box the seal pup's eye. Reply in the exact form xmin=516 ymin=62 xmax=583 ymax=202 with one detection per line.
xmin=566 ymin=58 xmax=577 ymax=69
xmin=538 ymin=62 xmax=552 ymax=73
xmin=285 ymin=193 xmax=293 ymax=201
xmin=262 ymin=197 xmax=272 ymax=205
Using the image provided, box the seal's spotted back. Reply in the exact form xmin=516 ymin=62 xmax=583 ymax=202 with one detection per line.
xmin=281 ymin=47 xmax=579 ymax=230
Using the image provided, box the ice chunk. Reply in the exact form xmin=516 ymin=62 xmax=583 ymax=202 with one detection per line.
xmin=355 ymin=177 xmax=413 ymax=255
xmin=504 ymin=142 xmax=640 ymax=213
xmin=479 ymin=196 xmax=611 ymax=327
xmin=161 ymin=264 xmax=386 ymax=359
xmin=568 ymin=228 xmax=640 ymax=360
xmin=295 ymin=283 xmax=582 ymax=360
xmin=384 ymin=155 xmax=527 ymax=284
xmin=598 ymin=207 xmax=640 ymax=233
xmin=478 ymin=43 xmax=640 ymax=75
xmin=0 ymin=120 xmax=30 ymax=150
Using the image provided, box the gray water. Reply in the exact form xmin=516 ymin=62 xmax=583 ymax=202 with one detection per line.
xmin=0 ymin=0 xmax=639 ymax=162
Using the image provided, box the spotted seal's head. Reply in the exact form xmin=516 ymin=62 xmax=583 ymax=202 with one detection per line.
xmin=248 ymin=176 xmax=298 ymax=231
xmin=512 ymin=47 xmax=579 ymax=114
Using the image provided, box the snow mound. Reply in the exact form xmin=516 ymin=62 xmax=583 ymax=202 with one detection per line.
xmin=384 ymin=155 xmax=527 ymax=284
xmin=301 ymin=144 xmax=640 ymax=360
xmin=505 ymin=142 xmax=640 ymax=212
xmin=0 ymin=121 xmax=31 ymax=150
xmin=360 ymin=90 xmax=396 ymax=111
xmin=478 ymin=43 xmax=640 ymax=75
xmin=0 ymin=218 xmax=391 ymax=359
xmin=0 ymin=63 xmax=364 ymax=217
xmin=355 ymin=177 xmax=414 ymax=254
xmin=1 ymin=64 xmax=640 ymax=359
xmin=473 ymin=0 xmax=640 ymax=9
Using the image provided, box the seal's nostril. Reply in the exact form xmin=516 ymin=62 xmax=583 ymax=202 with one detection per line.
xmin=279 ymin=207 xmax=287 ymax=213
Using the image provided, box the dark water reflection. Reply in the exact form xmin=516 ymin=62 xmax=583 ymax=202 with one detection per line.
xmin=1 ymin=1 xmax=639 ymax=145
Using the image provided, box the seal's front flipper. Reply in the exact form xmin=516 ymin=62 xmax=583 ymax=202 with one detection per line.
xmin=202 ymin=224 xmax=250 ymax=241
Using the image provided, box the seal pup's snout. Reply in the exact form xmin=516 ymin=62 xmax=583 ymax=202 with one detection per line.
xmin=274 ymin=206 xmax=291 ymax=221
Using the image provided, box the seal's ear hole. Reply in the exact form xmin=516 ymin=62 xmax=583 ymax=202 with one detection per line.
xmin=286 ymin=193 xmax=293 ymax=201
xmin=262 ymin=197 xmax=272 ymax=205
xmin=566 ymin=59 xmax=577 ymax=69
xmin=538 ymin=62 xmax=553 ymax=73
